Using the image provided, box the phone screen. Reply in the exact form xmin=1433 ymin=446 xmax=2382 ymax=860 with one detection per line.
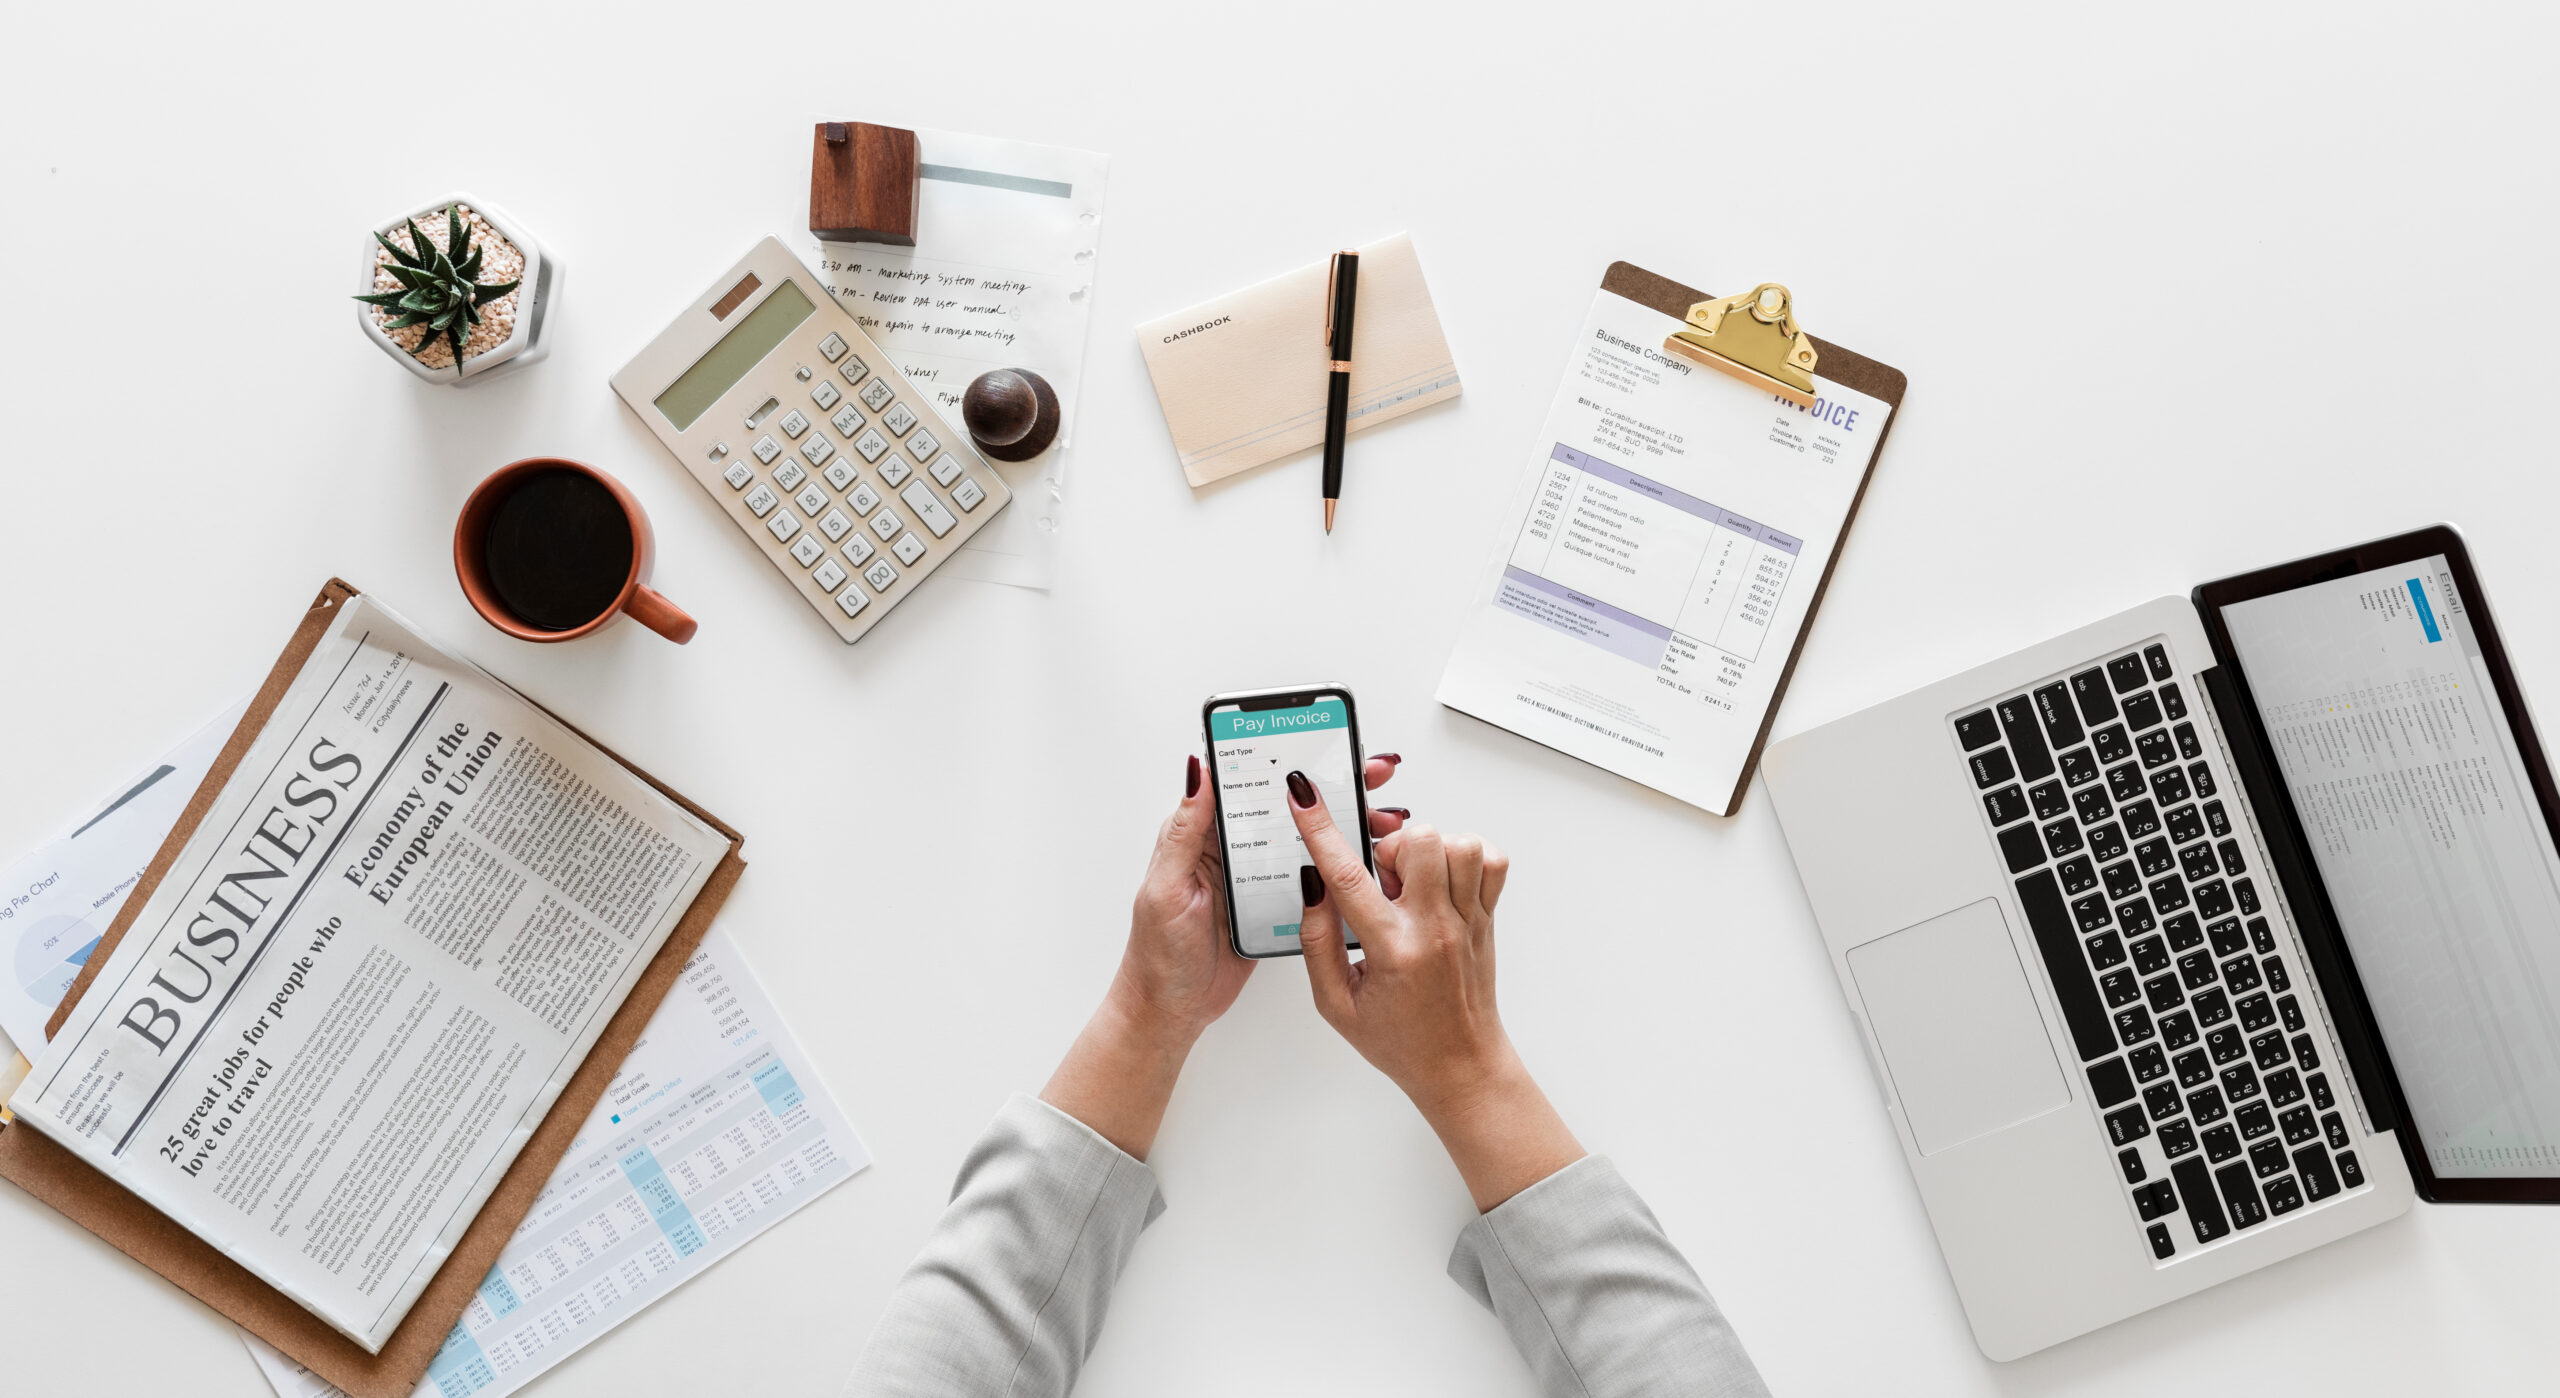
xmin=1207 ymin=691 xmax=1368 ymax=958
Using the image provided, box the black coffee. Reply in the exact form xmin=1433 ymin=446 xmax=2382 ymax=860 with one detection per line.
xmin=482 ymin=468 xmax=634 ymax=631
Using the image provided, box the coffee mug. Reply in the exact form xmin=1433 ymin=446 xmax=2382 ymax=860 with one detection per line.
xmin=454 ymin=457 xmax=698 ymax=644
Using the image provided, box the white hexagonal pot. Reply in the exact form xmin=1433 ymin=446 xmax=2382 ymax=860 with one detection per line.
xmin=355 ymin=191 xmax=558 ymax=385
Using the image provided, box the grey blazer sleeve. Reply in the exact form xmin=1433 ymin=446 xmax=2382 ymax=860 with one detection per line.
xmin=843 ymin=1093 xmax=1163 ymax=1398
xmin=1448 ymin=1156 xmax=1770 ymax=1398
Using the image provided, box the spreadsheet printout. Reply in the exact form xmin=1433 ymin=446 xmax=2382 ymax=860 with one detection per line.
xmin=1437 ymin=287 xmax=1889 ymax=812
xmin=241 ymin=921 xmax=869 ymax=1398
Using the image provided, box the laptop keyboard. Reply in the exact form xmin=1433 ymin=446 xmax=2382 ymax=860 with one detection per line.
xmin=1953 ymin=640 xmax=2369 ymax=1261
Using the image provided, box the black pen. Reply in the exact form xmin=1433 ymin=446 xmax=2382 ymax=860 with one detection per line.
xmin=1322 ymin=249 xmax=1359 ymax=533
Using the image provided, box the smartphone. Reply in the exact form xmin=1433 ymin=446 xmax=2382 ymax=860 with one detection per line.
xmin=1203 ymin=684 xmax=1374 ymax=958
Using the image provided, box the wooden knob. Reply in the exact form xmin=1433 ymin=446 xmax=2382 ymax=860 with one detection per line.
xmin=961 ymin=368 xmax=1060 ymax=462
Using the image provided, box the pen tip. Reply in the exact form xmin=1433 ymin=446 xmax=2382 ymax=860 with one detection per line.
xmin=1324 ymin=499 xmax=1337 ymax=532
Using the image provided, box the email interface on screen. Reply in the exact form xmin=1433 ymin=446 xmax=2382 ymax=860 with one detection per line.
xmin=2223 ymin=557 xmax=2560 ymax=1178
xmin=1212 ymin=698 xmax=1362 ymax=956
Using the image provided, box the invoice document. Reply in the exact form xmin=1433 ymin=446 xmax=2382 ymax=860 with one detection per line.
xmin=1437 ymin=286 xmax=1890 ymax=814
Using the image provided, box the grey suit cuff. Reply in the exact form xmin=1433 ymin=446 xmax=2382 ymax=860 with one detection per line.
xmin=1006 ymin=1092 xmax=1167 ymax=1229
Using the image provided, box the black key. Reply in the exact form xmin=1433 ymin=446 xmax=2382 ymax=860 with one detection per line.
xmin=2266 ymin=1174 xmax=2304 ymax=1216
xmin=2223 ymin=954 xmax=2263 ymax=995
xmin=2114 ymin=1004 xmax=2156 ymax=1045
xmin=2173 ymin=1157 xmax=2230 ymax=1242
xmin=2159 ymin=1010 xmax=2199 ymax=1050
xmin=2165 ymin=912 xmax=2204 ymax=952
xmin=2237 ymin=992 xmax=2276 ymax=1032
xmin=2202 ymin=1120 xmax=2239 ymax=1159
xmin=1971 ymin=748 xmax=2017 ymax=788
xmin=2074 ymin=786 xmax=2114 ymax=825
xmin=2235 ymin=878 xmax=2261 ymax=916
xmin=2148 ymin=1221 xmax=2177 ymax=1258
xmin=2281 ymin=1105 xmax=2318 ymax=1145
xmin=2059 ymin=856 xmax=2099 ymax=895
xmin=2072 ymin=668 xmax=2118 ymax=724
xmin=2173 ymin=721 xmax=2202 ymax=760
xmin=2194 ymin=988 xmax=2232 ymax=1026
xmin=2116 ymin=898 xmax=2157 ymax=936
xmin=2250 ymin=1138 xmax=2289 ymax=1178
xmin=2217 ymin=838 xmax=2246 ymax=876
xmin=2221 ymin=1062 xmax=2261 ymax=1102
xmin=2120 ymin=1147 xmax=2146 ymax=1184
xmin=2177 ymin=949 xmax=2218 ymax=990
xmin=2134 ymin=1178 xmax=2179 ymax=1220
xmin=2208 ymin=1025 xmax=2246 ymax=1064
xmin=2209 ymin=917 xmax=2247 ymax=957
xmin=2104 ymin=861 xmax=2142 ymax=900
xmin=2322 ymin=1111 xmax=2349 ymax=1149
xmin=2150 ymin=765 xmax=2191 ymax=807
xmin=1999 ymin=822 xmax=2047 ymax=873
xmin=2192 ymin=1086 xmax=2229 ymax=1126
xmin=2194 ymin=879 xmax=2233 ymax=919
xmin=2159 ymin=1119 xmax=2199 ymax=1158
xmin=2217 ymin=1162 xmax=2267 ymax=1230
xmin=2130 ymin=1044 xmax=2168 ymax=1081
xmin=2250 ymin=1030 xmax=2290 ymax=1070
xmin=2107 ymin=763 xmax=2147 ymax=803
xmin=1955 ymin=710 xmax=2001 ymax=750
xmin=2017 ymin=870 xmax=2117 ymax=1062
xmin=2086 ymin=929 xmax=2126 ymax=969
xmin=2145 ymin=974 xmax=2185 ymax=1014
xmin=2122 ymin=800 xmax=2161 ymax=839
xmin=2189 ymin=762 xmax=2218 ymax=799
xmin=2123 ymin=691 xmax=2165 ymax=733
xmin=2166 ymin=803 xmax=2207 ymax=846
xmin=2292 ymin=1033 xmax=2319 ymax=1070
xmin=2074 ymin=893 xmax=2114 ymax=933
xmin=2175 ymin=1049 xmax=2213 ymax=1087
xmin=2204 ymin=800 xmax=2232 ymax=837
xmin=2339 ymin=1151 xmax=2365 ymax=1188
xmin=2179 ymin=842 xmax=2218 ymax=882
xmin=2136 ymin=838 xmax=2175 ymax=877
xmin=2161 ymin=681 xmax=2187 ymax=720
xmin=2088 ymin=822 xmax=2128 ymax=862
xmin=2131 ymin=936 xmax=2171 ymax=976
xmin=2058 ymin=747 xmax=2100 ymax=787
xmin=2144 ymin=1081 xmax=2182 ymax=1120
xmin=2296 ymin=1143 xmax=2341 ymax=1200
xmin=2150 ymin=873 xmax=2190 ymax=914
xmin=2145 ymin=643 xmax=2173 ymax=683
xmin=1986 ymin=785 xmax=2030 ymax=825
xmin=2033 ymin=681 xmax=2084 ymax=751
xmin=2310 ymin=1073 xmax=2335 ymax=1110
xmin=2249 ymin=917 xmax=2276 ymax=954
xmin=2279 ymin=995 xmax=2305 ymax=1033
xmin=2109 ymin=654 xmax=2149 ymax=694
xmin=2135 ymin=728 xmax=2175 ymax=766
xmin=1996 ymin=695 xmax=2055 ymax=782
xmin=2265 ymin=956 xmax=2291 ymax=994
xmin=2087 ymin=1057 xmax=2137 ymax=1108
xmin=2106 ymin=1103 xmax=2151 ymax=1145
xmin=2236 ymin=1101 xmax=2275 ymax=1138
xmin=2032 ymin=781 xmax=2068 ymax=820
xmin=2093 ymin=724 xmax=2133 ymax=764
xmin=2266 ymin=1067 xmax=2303 ymax=1107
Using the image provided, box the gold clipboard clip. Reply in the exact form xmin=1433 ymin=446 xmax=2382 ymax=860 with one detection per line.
xmin=1662 ymin=283 xmax=1819 ymax=408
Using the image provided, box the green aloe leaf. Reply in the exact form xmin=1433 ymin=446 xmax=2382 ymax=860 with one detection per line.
xmin=353 ymin=290 xmax=408 ymax=307
xmin=373 ymin=228 xmax=425 ymax=270
xmin=455 ymin=245 xmax=483 ymax=281
xmin=472 ymin=279 xmax=521 ymax=305
xmin=444 ymin=206 xmax=466 ymax=261
xmin=386 ymin=309 xmax=432 ymax=329
xmin=447 ymin=324 xmax=468 ymax=364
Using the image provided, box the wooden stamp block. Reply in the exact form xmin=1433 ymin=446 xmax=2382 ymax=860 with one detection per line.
xmin=809 ymin=122 xmax=920 ymax=246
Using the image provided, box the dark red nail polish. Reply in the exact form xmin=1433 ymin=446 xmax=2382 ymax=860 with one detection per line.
xmin=1186 ymin=754 xmax=1201 ymax=798
xmin=1300 ymin=865 xmax=1324 ymax=907
xmin=1376 ymin=806 xmax=1410 ymax=818
xmin=1373 ymin=752 xmax=1402 ymax=765
xmin=1286 ymin=770 xmax=1316 ymax=808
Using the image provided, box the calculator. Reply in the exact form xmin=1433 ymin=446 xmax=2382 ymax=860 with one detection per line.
xmin=610 ymin=237 xmax=1012 ymax=644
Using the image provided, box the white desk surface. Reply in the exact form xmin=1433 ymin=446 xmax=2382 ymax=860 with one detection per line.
xmin=9 ymin=4 xmax=2560 ymax=1394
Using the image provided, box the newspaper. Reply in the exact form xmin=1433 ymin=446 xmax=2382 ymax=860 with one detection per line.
xmin=6 ymin=593 xmax=730 ymax=1352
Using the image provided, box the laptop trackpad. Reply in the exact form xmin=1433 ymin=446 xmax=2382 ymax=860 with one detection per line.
xmin=1848 ymin=899 xmax=2070 ymax=1156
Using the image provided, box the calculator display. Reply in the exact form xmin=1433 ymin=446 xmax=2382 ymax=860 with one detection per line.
xmin=655 ymin=280 xmax=816 ymax=430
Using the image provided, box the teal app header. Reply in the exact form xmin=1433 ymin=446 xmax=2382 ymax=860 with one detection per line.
xmin=1211 ymin=698 xmax=1347 ymax=740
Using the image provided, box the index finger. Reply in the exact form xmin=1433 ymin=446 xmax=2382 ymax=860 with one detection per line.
xmin=1284 ymin=769 xmax=1397 ymax=927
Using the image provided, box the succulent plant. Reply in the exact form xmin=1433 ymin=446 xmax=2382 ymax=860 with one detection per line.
xmin=355 ymin=205 xmax=520 ymax=365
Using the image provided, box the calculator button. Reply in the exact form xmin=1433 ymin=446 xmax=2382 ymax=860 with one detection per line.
xmin=830 ymin=405 xmax=864 ymax=437
xmin=952 ymin=477 xmax=986 ymax=511
xmin=864 ymin=559 xmax=899 ymax=592
xmin=818 ymin=332 xmax=848 ymax=362
xmin=870 ymin=508 xmax=904 ymax=540
xmin=883 ymin=402 xmax=918 ymax=437
xmin=892 ymin=532 xmax=928 ymax=566
xmin=854 ymin=429 xmax=890 ymax=462
xmin=721 ymin=461 xmax=754 ymax=490
xmin=908 ymin=427 xmax=940 ymax=461
xmin=794 ymin=484 xmax=828 ymax=516
xmin=795 ymin=364 xmax=813 ymax=382
xmin=840 ymin=533 xmax=876 ymax=568
xmin=813 ymin=557 xmax=848 ymax=592
xmin=753 ymin=436 xmax=781 ymax=464
xmin=879 ymin=457 xmax=912 ymax=488
xmin=859 ymin=378 xmax=895 ymax=412
xmin=708 ymin=442 xmax=729 ymax=461
xmin=766 ymin=507 xmax=802 ymax=542
xmin=744 ymin=484 xmax=779 ymax=517
xmin=818 ymin=508 xmax=855 ymax=542
xmin=823 ymin=460 xmax=857 ymax=491
xmin=834 ymin=581 xmax=870 ymax=618
xmin=802 ymin=433 xmax=835 ymax=466
xmin=772 ymin=459 xmax=807 ymax=492
xmin=848 ymin=482 xmax=882 ymax=515
xmin=841 ymin=355 xmax=868 ymax=386
xmin=900 ymin=480 xmax=959 ymax=538
xmin=789 ymin=533 xmax=824 ymax=567
xmin=780 ymin=410 xmax=810 ymax=439
xmin=929 ymin=453 xmax=964 ymax=487
xmin=810 ymin=379 xmax=841 ymax=411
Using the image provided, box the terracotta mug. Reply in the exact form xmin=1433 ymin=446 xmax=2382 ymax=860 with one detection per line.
xmin=454 ymin=457 xmax=698 ymax=644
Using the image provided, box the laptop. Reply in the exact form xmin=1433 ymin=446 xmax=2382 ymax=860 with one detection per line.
xmin=1762 ymin=525 xmax=2560 ymax=1359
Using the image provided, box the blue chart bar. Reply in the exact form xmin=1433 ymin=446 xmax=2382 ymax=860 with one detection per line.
xmin=427 ymin=1324 xmax=497 ymax=1398
xmin=618 ymin=1145 xmax=708 ymax=1257
xmin=2407 ymin=578 xmax=2442 ymax=642
xmin=752 ymin=1057 xmax=805 ymax=1116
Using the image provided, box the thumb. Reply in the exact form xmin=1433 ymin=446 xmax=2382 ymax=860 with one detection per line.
xmin=1150 ymin=754 xmax=1213 ymax=874
xmin=1295 ymin=864 xmax=1354 ymax=1025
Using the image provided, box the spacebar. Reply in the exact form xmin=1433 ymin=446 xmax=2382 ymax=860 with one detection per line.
xmin=2015 ymin=869 xmax=2115 ymax=1062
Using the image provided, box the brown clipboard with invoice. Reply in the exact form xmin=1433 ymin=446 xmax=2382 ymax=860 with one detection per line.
xmin=0 ymin=578 xmax=748 ymax=1398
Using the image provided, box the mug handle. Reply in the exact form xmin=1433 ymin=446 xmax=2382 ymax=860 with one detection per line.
xmin=624 ymin=585 xmax=699 ymax=645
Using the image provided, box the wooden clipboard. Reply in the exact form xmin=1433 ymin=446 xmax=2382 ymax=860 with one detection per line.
xmin=0 ymin=579 xmax=748 ymax=1398
xmin=1601 ymin=262 xmax=1909 ymax=815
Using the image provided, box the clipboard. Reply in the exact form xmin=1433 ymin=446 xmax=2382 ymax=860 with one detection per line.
xmin=0 ymin=579 xmax=748 ymax=1398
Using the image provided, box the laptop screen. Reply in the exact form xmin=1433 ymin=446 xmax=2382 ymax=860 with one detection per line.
xmin=2220 ymin=555 xmax=2560 ymax=1179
